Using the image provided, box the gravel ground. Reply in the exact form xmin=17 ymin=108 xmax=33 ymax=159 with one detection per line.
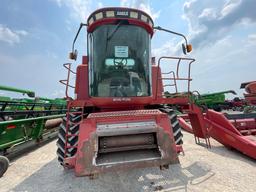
xmin=0 ymin=131 xmax=255 ymax=192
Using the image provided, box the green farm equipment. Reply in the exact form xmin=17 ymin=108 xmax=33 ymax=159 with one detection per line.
xmin=0 ymin=85 xmax=35 ymax=98
xmin=193 ymin=90 xmax=237 ymax=111
xmin=37 ymin=97 xmax=67 ymax=105
xmin=0 ymin=85 xmax=66 ymax=121
xmin=0 ymin=85 xmax=66 ymax=177
xmin=164 ymin=90 xmax=237 ymax=113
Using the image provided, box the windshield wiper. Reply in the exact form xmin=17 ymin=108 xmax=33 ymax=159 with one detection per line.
xmin=107 ymin=21 xmax=124 ymax=41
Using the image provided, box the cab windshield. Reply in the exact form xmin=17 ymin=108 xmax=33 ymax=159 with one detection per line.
xmin=89 ymin=24 xmax=151 ymax=97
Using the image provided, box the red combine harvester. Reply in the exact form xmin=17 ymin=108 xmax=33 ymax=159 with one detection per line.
xmin=57 ymin=7 xmax=197 ymax=177
xmin=57 ymin=7 xmax=255 ymax=178
xmin=241 ymin=81 xmax=256 ymax=105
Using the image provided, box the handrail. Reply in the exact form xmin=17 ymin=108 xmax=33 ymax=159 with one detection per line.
xmin=59 ymin=63 xmax=76 ymax=99
xmin=63 ymin=63 xmax=76 ymax=74
xmin=161 ymin=71 xmax=178 ymax=92
xmin=156 ymin=56 xmax=195 ymax=100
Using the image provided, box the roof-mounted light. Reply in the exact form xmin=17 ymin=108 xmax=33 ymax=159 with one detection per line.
xmin=141 ymin=14 xmax=147 ymax=22
xmin=87 ymin=8 xmax=154 ymax=29
xmin=95 ymin=12 xmax=103 ymax=20
xmin=106 ymin=11 xmax=114 ymax=17
xmin=130 ymin=11 xmax=138 ymax=19
xmin=88 ymin=17 xmax=94 ymax=25
xmin=148 ymin=20 xmax=153 ymax=28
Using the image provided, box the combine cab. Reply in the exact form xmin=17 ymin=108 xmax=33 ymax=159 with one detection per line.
xmin=58 ymin=7 xmax=195 ymax=177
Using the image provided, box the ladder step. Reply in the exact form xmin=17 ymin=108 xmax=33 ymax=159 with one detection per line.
xmin=65 ymin=146 xmax=78 ymax=149
xmin=66 ymin=134 xmax=79 ymax=137
xmin=68 ymin=122 xmax=81 ymax=126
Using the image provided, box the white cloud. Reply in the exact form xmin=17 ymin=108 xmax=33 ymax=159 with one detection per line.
xmin=151 ymin=1 xmax=256 ymax=96
xmin=53 ymin=0 xmax=159 ymax=23
xmin=183 ymin=0 xmax=256 ymax=49
xmin=53 ymin=0 xmax=94 ymax=22
xmin=221 ymin=0 xmax=239 ymax=17
xmin=0 ymin=24 xmax=28 ymax=45
xmin=152 ymin=40 xmax=179 ymax=59
xmin=198 ymin=8 xmax=217 ymax=20
xmin=120 ymin=0 xmax=160 ymax=21
xmin=190 ymin=34 xmax=256 ymax=96
xmin=248 ymin=34 xmax=256 ymax=43
xmin=16 ymin=30 xmax=28 ymax=36
xmin=245 ymin=33 xmax=256 ymax=47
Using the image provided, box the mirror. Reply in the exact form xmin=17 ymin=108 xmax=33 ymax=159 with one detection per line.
xmin=187 ymin=44 xmax=192 ymax=53
xmin=69 ymin=49 xmax=78 ymax=60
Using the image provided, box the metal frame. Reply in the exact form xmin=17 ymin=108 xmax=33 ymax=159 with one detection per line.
xmin=178 ymin=109 xmax=256 ymax=159
xmin=156 ymin=56 xmax=195 ymax=100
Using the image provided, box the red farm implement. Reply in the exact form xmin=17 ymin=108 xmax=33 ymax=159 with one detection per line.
xmin=178 ymin=109 xmax=256 ymax=159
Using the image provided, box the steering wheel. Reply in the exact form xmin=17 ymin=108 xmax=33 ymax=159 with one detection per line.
xmin=114 ymin=58 xmax=127 ymax=69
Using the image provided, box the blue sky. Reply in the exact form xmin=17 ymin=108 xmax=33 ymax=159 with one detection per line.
xmin=0 ymin=0 xmax=255 ymax=99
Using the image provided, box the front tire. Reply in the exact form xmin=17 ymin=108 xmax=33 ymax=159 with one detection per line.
xmin=160 ymin=108 xmax=183 ymax=145
xmin=0 ymin=156 xmax=9 ymax=177
xmin=56 ymin=113 xmax=81 ymax=165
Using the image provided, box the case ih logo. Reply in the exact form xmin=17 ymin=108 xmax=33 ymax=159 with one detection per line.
xmin=116 ymin=11 xmax=129 ymax=16
xmin=113 ymin=98 xmax=131 ymax=102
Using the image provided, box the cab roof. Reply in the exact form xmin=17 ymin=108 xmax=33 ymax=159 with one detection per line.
xmin=86 ymin=7 xmax=154 ymax=36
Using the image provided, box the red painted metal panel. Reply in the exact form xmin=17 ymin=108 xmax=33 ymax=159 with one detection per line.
xmin=177 ymin=116 xmax=193 ymax=134
xmin=152 ymin=65 xmax=163 ymax=99
xmin=206 ymin=110 xmax=241 ymax=135
xmin=205 ymin=110 xmax=256 ymax=159
xmin=75 ymin=64 xmax=89 ymax=100
xmin=245 ymin=81 xmax=256 ymax=94
xmin=179 ymin=109 xmax=256 ymax=159
xmin=188 ymin=105 xmax=208 ymax=139
xmin=72 ymin=109 xmax=179 ymax=176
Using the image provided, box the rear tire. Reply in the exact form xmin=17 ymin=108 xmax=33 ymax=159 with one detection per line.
xmin=56 ymin=113 xmax=81 ymax=165
xmin=0 ymin=156 xmax=9 ymax=177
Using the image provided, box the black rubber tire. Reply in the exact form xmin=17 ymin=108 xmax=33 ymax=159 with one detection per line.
xmin=213 ymin=105 xmax=222 ymax=112
xmin=0 ymin=156 xmax=9 ymax=177
xmin=160 ymin=108 xmax=183 ymax=145
xmin=56 ymin=113 xmax=81 ymax=165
